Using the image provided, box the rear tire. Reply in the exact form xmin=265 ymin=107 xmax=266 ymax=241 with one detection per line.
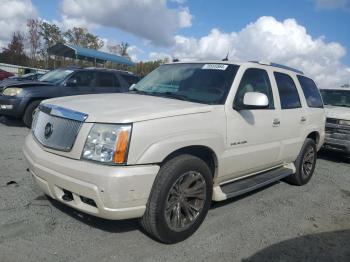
xmin=22 ymin=100 xmax=41 ymax=127
xmin=140 ymin=154 xmax=213 ymax=244
xmin=285 ymin=138 xmax=317 ymax=186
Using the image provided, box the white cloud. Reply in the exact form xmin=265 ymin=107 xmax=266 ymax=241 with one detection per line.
xmin=149 ymin=51 xmax=172 ymax=61
xmin=314 ymin=0 xmax=350 ymax=10
xmin=178 ymin=7 xmax=192 ymax=28
xmin=60 ymin=0 xmax=193 ymax=46
xmin=53 ymin=15 xmax=97 ymax=31
xmin=166 ymin=16 xmax=350 ymax=88
xmin=0 ymin=0 xmax=37 ymax=48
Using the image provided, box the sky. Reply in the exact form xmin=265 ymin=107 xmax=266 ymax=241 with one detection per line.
xmin=0 ymin=0 xmax=349 ymax=88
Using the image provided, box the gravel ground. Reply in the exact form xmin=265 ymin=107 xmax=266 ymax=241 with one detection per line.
xmin=0 ymin=115 xmax=349 ymax=262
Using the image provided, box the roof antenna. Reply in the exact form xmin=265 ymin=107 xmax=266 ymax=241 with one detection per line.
xmin=222 ymin=52 xmax=229 ymax=61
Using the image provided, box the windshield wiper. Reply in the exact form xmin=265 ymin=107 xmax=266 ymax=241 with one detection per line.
xmin=129 ymin=88 xmax=152 ymax=95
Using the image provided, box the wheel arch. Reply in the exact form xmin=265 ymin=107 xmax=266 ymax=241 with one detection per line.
xmin=306 ymin=131 xmax=320 ymax=146
xmin=161 ymin=145 xmax=219 ymax=178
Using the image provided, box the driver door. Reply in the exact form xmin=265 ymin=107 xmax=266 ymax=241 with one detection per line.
xmin=222 ymin=68 xmax=282 ymax=181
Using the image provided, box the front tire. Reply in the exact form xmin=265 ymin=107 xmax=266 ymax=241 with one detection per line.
xmin=141 ymin=154 xmax=213 ymax=244
xmin=22 ymin=100 xmax=41 ymax=127
xmin=286 ymin=138 xmax=317 ymax=186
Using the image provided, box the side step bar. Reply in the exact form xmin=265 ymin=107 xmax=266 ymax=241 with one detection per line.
xmin=220 ymin=167 xmax=294 ymax=199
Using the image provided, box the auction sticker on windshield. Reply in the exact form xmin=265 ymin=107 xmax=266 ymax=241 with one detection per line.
xmin=202 ymin=64 xmax=228 ymax=70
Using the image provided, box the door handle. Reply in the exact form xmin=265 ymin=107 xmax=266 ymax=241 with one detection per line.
xmin=301 ymin=116 xmax=307 ymax=123
xmin=273 ymin=119 xmax=280 ymax=126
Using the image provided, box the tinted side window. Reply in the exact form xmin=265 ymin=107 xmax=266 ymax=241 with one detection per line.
xmin=234 ymin=68 xmax=274 ymax=109
xmin=96 ymin=72 xmax=120 ymax=87
xmin=70 ymin=71 xmax=94 ymax=87
xmin=274 ymin=72 xmax=301 ymax=109
xmin=297 ymin=75 xmax=323 ymax=108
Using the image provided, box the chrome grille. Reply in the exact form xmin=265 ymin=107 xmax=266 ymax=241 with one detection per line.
xmin=32 ymin=104 xmax=88 ymax=152
xmin=326 ymin=118 xmax=338 ymax=124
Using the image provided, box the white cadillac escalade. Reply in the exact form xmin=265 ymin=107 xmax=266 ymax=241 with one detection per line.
xmin=23 ymin=61 xmax=325 ymax=243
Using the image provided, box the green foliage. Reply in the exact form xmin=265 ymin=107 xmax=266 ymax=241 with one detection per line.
xmin=64 ymin=27 xmax=104 ymax=50
xmin=40 ymin=22 xmax=65 ymax=50
xmin=0 ymin=32 xmax=28 ymax=66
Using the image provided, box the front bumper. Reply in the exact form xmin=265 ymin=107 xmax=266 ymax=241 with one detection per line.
xmin=0 ymin=95 xmax=28 ymax=117
xmin=324 ymin=123 xmax=350 ymax=153
xmin=23 ymin=134 xmax=160 ymax=220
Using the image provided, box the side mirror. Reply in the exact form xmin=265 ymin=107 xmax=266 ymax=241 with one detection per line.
xmin=65 ymin=78 xmax=77 ymax=87
xmin=129 ymin=84 xmax=136 ymax=90
xmin=243 ymin=92 xmax=269 ymax=109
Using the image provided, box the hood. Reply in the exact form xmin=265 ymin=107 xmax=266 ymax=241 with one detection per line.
xmin=324 ymin=105 xmax=350 ymax=121
xmin=0 ymin=80 xmax=54 ymax=90
xmin=44 ymin=93 xmax=213 ymax=123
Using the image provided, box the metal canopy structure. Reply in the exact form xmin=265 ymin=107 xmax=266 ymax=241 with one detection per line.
xmin=48 ymin=43 xmax=134 ymax=66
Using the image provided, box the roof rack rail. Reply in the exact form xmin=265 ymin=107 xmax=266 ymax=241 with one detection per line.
xmin=249 ymin=61 xmax=304 ymax=75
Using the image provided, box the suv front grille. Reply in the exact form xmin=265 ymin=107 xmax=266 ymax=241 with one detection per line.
xmin=326 ymin=118 xmax=339 ymax=124
xmin=32 ymin=104 xmax=88 ymax=152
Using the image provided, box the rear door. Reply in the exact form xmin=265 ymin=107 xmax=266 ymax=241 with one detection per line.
xmin=94 ymin=72 xmax=121 ymax=93
xmin=296 ymin=75 xmax=325 ymax=148
xmin=273 ymin=72 xmax=305 ymax=162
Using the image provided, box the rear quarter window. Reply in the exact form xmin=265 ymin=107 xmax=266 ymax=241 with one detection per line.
xmin=297 ymin=75 xmax=324 ymax=108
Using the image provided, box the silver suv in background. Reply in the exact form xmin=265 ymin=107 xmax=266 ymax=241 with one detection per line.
xmin=321 ymin=88 xmax=350 ymax=153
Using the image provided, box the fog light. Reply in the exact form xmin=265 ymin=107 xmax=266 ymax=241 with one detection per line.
xmin=0 ymin=105 xmax=13 ymax=110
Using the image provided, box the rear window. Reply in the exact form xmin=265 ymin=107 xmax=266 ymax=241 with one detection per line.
xmin=274 ymin=72 xmax=301 ymax=109
xmin=96 ymin=72 xmax=120 ymax=87
xmin=297 ymin=75 xmax=323 ymax=108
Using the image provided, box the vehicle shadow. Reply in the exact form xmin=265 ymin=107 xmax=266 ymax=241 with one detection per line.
xmin=47 ymin=197 xmax=140 ymax=234
xmin=0 ymin=116 xmax=26 ymax=127
xmin=242 ymin=230 xmax=350 ymax=262
xmin=318 ymin=149 xmax=350 ymax=164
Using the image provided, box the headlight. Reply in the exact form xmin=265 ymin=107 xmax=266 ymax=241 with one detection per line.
xmin=82 ymin=124 xmax=132 ymax=164
xmin=339 ymin=120 xmax=350 ymax=126
xmin=3 ymin=87 xmax=23 ymax=96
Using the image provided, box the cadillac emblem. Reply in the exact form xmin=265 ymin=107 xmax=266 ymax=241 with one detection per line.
xmin=44 ymin=123 xmax=53 ymax=139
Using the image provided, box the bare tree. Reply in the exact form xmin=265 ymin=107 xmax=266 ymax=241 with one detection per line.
xmin=27 ymin=18 xmax=41 ymax=66
xmin=119 ymin=42 xmax=129 ymax=57
xmin=107 ymin=42 xmax=130 ymax=57
xmin=107 ymin=44 xmax=120 ymax=54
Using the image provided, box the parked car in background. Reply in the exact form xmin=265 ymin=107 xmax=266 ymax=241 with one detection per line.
xmin=0 ymin=69 xmax=14 ymax=80
xmin=8 ymin=72 xmax=45 ymax=81
xmin=320 ymin=88 xmax=350 ymax=153
xmin=23 ymin=61 xmax=325 ymax=243
xmin=0 ymin=67 xmax=139 ymax=126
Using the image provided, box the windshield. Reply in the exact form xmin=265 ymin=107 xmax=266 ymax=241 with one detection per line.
xmin=39 ymin=69 xmax=74 ymax=84
xmin=320 ymin=89 xmax=350 ymax=107
xmin=131 ymin=63 xmax=239 ymax=104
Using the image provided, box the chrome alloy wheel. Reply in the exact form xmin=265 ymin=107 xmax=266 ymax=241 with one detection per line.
xmin=164 ymin=171 xmax=207 ymax=232
xmin=302 ymin=146 xmax=316 ymax=178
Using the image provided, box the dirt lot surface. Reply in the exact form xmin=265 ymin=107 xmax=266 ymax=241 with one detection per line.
xmin=0 ymin=116 xmax=349 ymax=262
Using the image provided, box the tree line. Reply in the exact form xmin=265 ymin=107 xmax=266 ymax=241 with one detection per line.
xmin=0 ymin=19 xmax=167 ymax=77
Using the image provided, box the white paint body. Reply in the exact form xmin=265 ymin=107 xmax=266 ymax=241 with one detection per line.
xmin=23 ymin=61 xmax=325 ymax=219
